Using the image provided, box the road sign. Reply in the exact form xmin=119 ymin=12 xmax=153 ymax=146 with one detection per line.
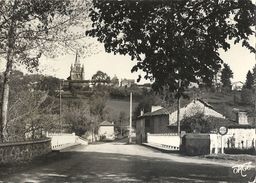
xmin=218 ymin=126 xmax=228 ymax=136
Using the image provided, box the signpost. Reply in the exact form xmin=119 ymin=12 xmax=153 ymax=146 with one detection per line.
xmin=218 ymin=126 xmax=228 ymax=154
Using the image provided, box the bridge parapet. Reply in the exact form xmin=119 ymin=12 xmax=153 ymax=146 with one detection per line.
xmin=47 ymin=132 xmax=88 ymax=150
xmin=0 ymin=139 xmax=51 ymax=164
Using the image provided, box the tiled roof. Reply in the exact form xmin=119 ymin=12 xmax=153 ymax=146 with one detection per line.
xmin=99 ymin=121 xmax=114 ymax=126
xmin=169 ymin=116 xmax=255 ymax=128
xmin=139 ymin=98 xmax=214 ymax=118
xmin=142 ymin=108 xmax=170 ymax=117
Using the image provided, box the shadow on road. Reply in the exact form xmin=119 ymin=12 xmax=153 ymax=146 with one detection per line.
xmin=0 ymin=149 xmax=246 ymax=183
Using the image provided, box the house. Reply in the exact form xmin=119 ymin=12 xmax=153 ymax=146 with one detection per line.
xmin=120 ymin=79 xmax=135 ymax=87
xmin=98 ymin=121 xmax=115 ymax=141
xmin=136 ymin=99 xmax=227 ymax=144
xmin=232 ymin=81 xmax=244 ymax=91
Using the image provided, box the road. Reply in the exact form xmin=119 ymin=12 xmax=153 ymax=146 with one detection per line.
xmin=0 ymin=140 xmax=253 ymax=183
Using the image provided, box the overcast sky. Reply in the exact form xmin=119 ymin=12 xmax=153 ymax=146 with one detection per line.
xmin=0 ymin=32 xmax=254 ymax=85
xmin=35 ymin=35 xmax=255 ymax=84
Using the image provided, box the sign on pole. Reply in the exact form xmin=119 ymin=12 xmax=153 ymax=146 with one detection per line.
xmin=218 ymin=126 xmax=228 ymax=154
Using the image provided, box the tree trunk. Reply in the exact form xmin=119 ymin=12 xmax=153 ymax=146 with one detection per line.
xmin=0 ymin=2 xmax=16 ymax=142
xmin=0 ymin=56 xmax=13 ymax=142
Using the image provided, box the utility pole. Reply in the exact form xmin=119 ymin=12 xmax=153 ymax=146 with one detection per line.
xmin=129 ymin=92 xmax=132 ymax=144
xmin=177 ymin=79 xmax=181 ymax=146
xmin=59 ymin=80 xmax=62 ymax=133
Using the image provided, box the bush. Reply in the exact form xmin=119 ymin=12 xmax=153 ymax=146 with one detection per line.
xmin=224 ymin=147 xmax=256 ymax=155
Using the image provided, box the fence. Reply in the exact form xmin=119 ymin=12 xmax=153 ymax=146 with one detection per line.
xmin=147 ymin=133 xmax=180 ymax=150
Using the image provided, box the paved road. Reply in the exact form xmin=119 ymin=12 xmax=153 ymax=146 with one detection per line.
xmin=0 ymin=141 xmax=254 ymax=183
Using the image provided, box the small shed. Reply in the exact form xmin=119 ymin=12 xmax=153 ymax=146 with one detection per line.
xmin=98 ymin=121 xmax=115 ymax=140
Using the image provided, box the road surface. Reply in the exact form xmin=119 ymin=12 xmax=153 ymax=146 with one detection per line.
xmin=0 ymin=141 xmax=254 ymax=182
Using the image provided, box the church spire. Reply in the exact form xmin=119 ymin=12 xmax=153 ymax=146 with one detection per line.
xmin=75 ymin=51 xmax=80 ymax=65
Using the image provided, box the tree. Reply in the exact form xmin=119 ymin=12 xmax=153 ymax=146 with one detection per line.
xmin=0 ymin=0 xmax=91 ymax=141
xmin=221 ymin=63 xmax=233 ymax=89
xmin=240 ymin=88 xmax=254 ymax=105
xmin=86 ymin=0 xmax=255 ymax=94
xmin=8 ymin=90 xmax=58 ymax=141
xmin=253 ymin=64 xmax=256 ymax=88
xmin=133 ymin=93 xmax=163 ymax=117
xmin=110 ymin=75 xmax=119 ymax=87
xmin=118 ymin=111 xmax=127 ymax=136
xmin=89 ymin=92 xmax=108 ymax=121
xmin=38 ymin=76 xmax=60 ymax=96
xmin=91 ymin=71 xmax=111 ymax=86
xmin=63 ymin=102 xmax=92 ymax=136
xmin=181 ymin=114 xmax=232 ymax=133
xmin=244 ymin=70 xmax=254 ymax=89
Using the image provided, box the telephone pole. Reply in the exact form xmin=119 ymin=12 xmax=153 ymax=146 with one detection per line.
xmin=177 ymin=79 xmax=181 ymax=146
xmin=129 ymin=92 xmax=132 ymax=144
xmin=59 ymin=80 xmax=62 ymax=133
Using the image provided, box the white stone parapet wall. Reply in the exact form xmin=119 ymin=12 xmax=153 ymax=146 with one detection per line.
xmin=147 ymin=133 xmax=180 ymax=148
xmin=47 ymin=132 xmax=88 ymax=149
xmin=47 ymin=133 xmax=78 ymax=149
xmin=210 ymin=128 xmax=256 ymax=154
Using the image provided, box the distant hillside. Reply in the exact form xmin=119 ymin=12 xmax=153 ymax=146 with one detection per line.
xmin=106 ymin=98 xmax=138 ymax=117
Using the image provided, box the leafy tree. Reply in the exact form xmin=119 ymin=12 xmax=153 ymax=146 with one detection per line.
xmin=181 ymin=114 xmax=232 ymax=133
xmin=110 ymin=75 xmax=119 ymax=87
xmin=0 ymin=0 xmax=91 ymax=141
xmin=89 ymin=92 xmax=108 ymax=121
xmin=133 ymin=93 xmax=163 ymax=117
xmin=221 ymin=63 xmax=233 ymax=89
xmin=181 ymin=113 xmax=210 ymax=133
xmin=240 ymin=88 xmax=254 ymax=105
xmin=253 ymin=64 xmax=256 ymax=88
xmin=91 ymin=70 xmax=111 ymax=86
xmin=38 ymin=76 xmax=60 ymax=96
xmin=244 ymin=70 xmax=254 ymax=89
xmin=63 ymin=103 xmax=92 ymax=136
xmin=86 ymin=0 xmax=255 ymax=94
xmin=118 ymin=111 xmax=127 ymax=136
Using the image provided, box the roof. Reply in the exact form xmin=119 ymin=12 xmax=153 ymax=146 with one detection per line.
xmin=138 ymin=98 xmax=215 ymax=119
xmin=142 ymin=107 xmax=170 ymax=117
xmin=169 ymin=116 xmax=255 ymax=128
xmin=247 ymin=111 xmax=256 ymax=117
xmin=99 ymin=121 xmax=114 ymax=126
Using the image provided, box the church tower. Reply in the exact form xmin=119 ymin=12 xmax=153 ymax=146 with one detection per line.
xmin=70 ymin=52 xmax=85 ymax=80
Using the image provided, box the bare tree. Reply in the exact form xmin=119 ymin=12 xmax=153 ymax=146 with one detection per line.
xmin=0 ymin=0 xmax=93 ymax=141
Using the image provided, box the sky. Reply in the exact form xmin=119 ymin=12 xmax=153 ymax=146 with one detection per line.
xmin=0 ymin=33 xmax=254 ymax=85
xmin=35 ymin=36 xmax=255 ymax=84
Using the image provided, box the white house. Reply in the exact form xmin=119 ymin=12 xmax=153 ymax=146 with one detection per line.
xmin=169 ymin=99 xmax=226 ymax=126
xmin=232 ymin=81 xmax=244 ymax=91
xmin=98 ymin=121 xmax=115 ymax=141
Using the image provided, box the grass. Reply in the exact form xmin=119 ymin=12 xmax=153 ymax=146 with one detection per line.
xmin=203 ymin=153 xmax=256 ymax=164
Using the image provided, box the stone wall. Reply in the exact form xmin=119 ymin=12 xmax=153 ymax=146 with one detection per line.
xmin=0 ymin=139 xmax=51 ymax=164
xmin=183 ymin=134 xmax=210 ymax=155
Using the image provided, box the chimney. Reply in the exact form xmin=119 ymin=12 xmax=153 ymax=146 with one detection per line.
xmin=236 ymin=111 xmax=248 ymax=125
xmin=151 ymin=106 xmax=162 ymax=112
xmin=140 ymin=109 xmax=144 ymax=116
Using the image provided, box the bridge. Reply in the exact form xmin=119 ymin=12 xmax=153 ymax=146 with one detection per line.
xmin=46 ymin=132 xmax=88 ymax=151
